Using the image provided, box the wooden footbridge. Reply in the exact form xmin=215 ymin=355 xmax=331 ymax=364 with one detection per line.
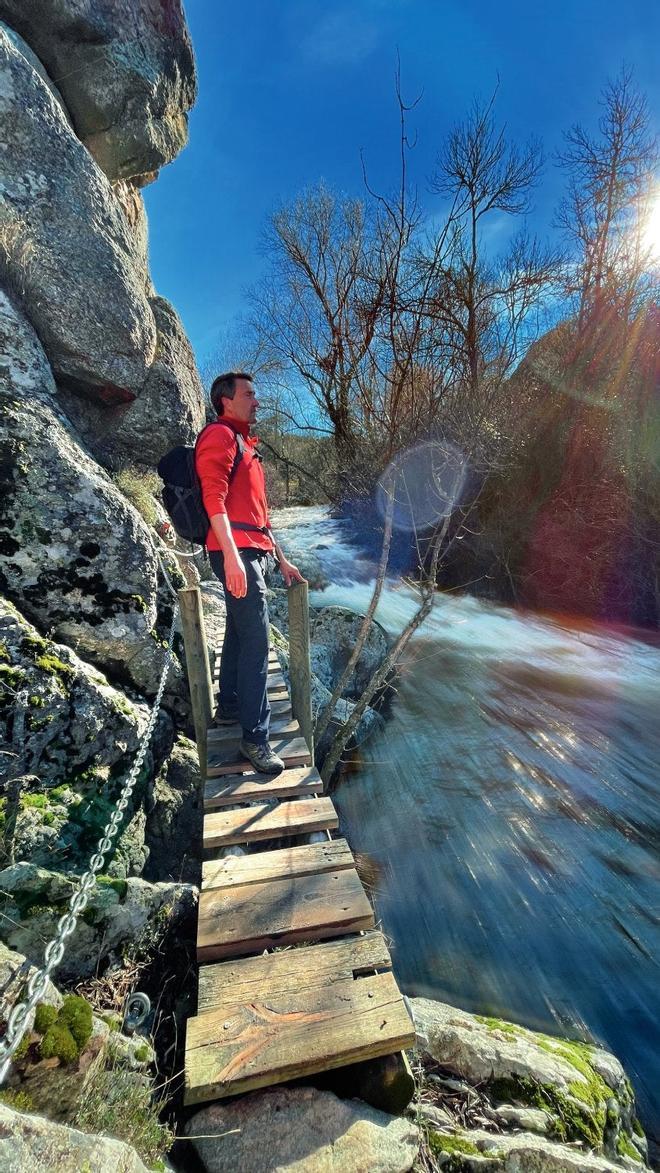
xmin=177 ymin=584 xmax=415 ymax=1107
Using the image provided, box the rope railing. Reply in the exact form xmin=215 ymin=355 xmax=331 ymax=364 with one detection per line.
xmin=0 ymin=552 xmax=181 ymax=1082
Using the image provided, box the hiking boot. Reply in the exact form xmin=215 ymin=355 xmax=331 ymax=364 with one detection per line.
xmin=239 ymin=739 xmax=285 ymax=775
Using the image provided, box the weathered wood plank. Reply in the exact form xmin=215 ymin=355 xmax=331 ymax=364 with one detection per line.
xmin=207 ymin=715 xmax=301 ymax=744
xmin=184 ymin=970 xmax=414 ymax=1104
xmin=206 ymin=735 xmax=311 ymax=777
xmin=288 ymin=582 xmax=313 ymax=755
xmin=203 ymin=796 xmax=337 ymax=850
xmin=202 ymin=837 xmax=352 ymax=892
xmin=204 ymin=765 xmax=323 ymax=811
xmin=197 ymin=929 xmax=393 ymax=1012
xmin=197 ymin=867 xmax=374 ymax=962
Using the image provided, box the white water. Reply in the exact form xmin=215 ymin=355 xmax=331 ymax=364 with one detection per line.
xmin=272 ymin=506 xmax=660 ymax=1143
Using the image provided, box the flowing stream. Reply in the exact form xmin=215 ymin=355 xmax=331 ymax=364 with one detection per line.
xmin=272 ymin=505 xmax=660 ymax=1144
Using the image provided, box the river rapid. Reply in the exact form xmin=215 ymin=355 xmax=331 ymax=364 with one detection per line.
xmin=272 ymin=505 xmax=660 ymax=1146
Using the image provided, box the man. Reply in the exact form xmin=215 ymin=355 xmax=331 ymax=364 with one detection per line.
xmin=196 ymin=371 xmax=304 ymax=774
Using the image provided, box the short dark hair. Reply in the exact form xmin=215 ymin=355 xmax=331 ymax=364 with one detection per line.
xmin=210 ymin=371 xmax=253 ymax=414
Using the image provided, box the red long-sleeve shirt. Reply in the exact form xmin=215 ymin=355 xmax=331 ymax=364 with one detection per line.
xmin=195 ymin=418 xmax=273 ymax=553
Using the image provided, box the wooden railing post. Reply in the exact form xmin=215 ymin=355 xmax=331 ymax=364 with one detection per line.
xmin=178 ymin=586 xmax=214 ymax=775
xmin=287 ymin=580 xmax=314 ymax=757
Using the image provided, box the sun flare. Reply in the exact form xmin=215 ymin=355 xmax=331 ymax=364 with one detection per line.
xmin=642 ymin=193 xmax=660 ymax=263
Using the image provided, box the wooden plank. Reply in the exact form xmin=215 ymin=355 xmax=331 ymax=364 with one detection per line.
xmin=197 ymin=867 xmax=375 ymax=962
xmin=184 ymin=970 xmax=414 ymax=1104
xmin=204 ymin=765 xmax=323 ymax=811
xmin=197 ymin=929 xmax=393 ymax=1011
xmin=208 ymin=715 xmax=301 ymax=744
xmin=202 ymin=837 xmax=353 ymax=892
xmin=203 ymin=796 xmax=338 ymax=850
xmin=179 ymin=588 xmax=214 ymax=776
xmin=206 ymin=735 xmax=311 ymax=777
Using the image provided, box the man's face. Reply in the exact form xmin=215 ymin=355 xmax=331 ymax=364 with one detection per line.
xmin=221 ymin=378 xmax=258 ymax=425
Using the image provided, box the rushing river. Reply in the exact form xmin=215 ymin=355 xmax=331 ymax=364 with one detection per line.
xmin=272 ymin=505 xmax=660 ymax=1146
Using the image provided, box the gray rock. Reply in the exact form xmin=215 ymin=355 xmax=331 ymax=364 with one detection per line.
xmin=59 ymin=296 xmax=205 ymax=472
xmin=144 ymin=735 xmax=203 ymax=884
xmin=0 ymin=20 xmax=68 ymax=117
xmin=417 ymin=1102 xmax=457 ymax=1131
xmin=428 ymin=1127 xmax=629 ymax=1172
xmin=0 ymin=293 xmax=171 ymax=693
xmin=495 ymin=1105 xmax=553 ymax=1135
xmin=0 ymin=940 xmax=62 ymax=1016
xmin=0 ymin=0 xmax=197 ymax=182
xmin=0 ymin=30 xmax=156 ymax=396
xmin=0 ymin=597 xmax=151 ymax=793
xmin=0 ymin=861 xmax=195 ymax=980
xmin=0 ymin=1102 xmax=150 ymax=1172
xmin=410 ymin=999 xmax=644 ymax=1160
xmin=310 ymin=606 xmax=389 ymax=699
xmin=188 ymin=1085 xmax=420 ymax=1172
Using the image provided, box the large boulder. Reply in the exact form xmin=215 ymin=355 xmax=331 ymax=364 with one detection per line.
xmin=0 ymin=27 xmax=156 ymax=398
xmin=0 ymin=1103 xmax=150 ymax=1173
xmin=0 ymin=0 xmax=197 ymax=182
xmin=58 ymin=296 xmax=205 ymax=471
xmin=188 ymin=1086 xmax=420 ymax=1172
xmin=410 ymin=998 xmax=643 ymax=1161
xmin=0 ymin=861 xmax=195 ymax=980
xmin=310 ymin=606 xmax=389 ymax=699
xmin=0 ymin=292 xmax=171 ymax=693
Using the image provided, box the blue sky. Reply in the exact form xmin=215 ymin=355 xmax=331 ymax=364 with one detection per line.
xmin=144 ymin=0 xmax=660 ymax=371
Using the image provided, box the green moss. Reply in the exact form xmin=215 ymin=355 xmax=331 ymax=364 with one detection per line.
xmin=488 ymin=1072 xmax=606 ymax=1150
xmin=0 ymin=1088 xmax=35 ymax=1111
xmin=427 ymin=1131 xmax=481 ymax=1157
xmin=101 ymin=1013 xmax=121 ymax=1033
xmin=39 ymin=1023 xmax=79 ymax=1064
xmin=33 ymin=1003 xmax=58 ymax=1034
xmin=49 ymin=786 xmax=69 ymax=802
xmin=0 ymin=662 xmax=25 ymax=688
xmin=28 ymin=694 xmax=46 ymax=707
xmin=474 ymin=1015 xmax=520 ymax=1037
xmin=0 ymin=640 xmax=9 ymax=662
xmin=632 ymin=1117 xmax=644 ymax=1138
xmin=35 ymin=653 xmax=75 ymax=680
xmin=58 ymin=995 xmax=93 ymax=1050
xmin=21 ymin=793 xmax=48 ymax=809
xmin=96 ymin=876 xmax=128 ymax=901
xmin=134 ymin=1044 xmax=150 ymax=1063
xmin=110 ymin=694 xmax=135 ymax=718
xmin=12 ymin=1034 xmax=31 ymax=1061
xmin=617 ymin=1133 xmax=642 ymax=1162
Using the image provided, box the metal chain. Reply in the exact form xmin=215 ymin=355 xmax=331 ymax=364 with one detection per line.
xmin=0 ymin=606 xmax=178 ymax=1083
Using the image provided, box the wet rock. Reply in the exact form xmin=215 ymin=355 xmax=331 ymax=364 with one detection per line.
xmin=0 ymin=861 xmax=195 ymax=980
xmin=0 ymin=29 xmax=156 ymax=397
xmin=0 ymin=293 xmax=172 ymax=694
xmin=0 ymin=0 xmax=197 ymax=182
xmin=188 ymin=1085 xmax=420 ymax=1172
xmin=0 ymin=1102 xmax=150 ymax=1172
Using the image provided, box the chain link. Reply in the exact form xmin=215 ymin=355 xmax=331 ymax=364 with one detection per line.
xmin=0 ymin=606 xmax=177 ymax=1083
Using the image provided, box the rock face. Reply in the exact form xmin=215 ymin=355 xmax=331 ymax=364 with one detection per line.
xmin=0 ymin=292 xmax=168 ymax=690
xmin=0 ymin=0 xmax=197 ymax=182
xmin=0 ymin=862 xmax=195 ymax=980
xmin=188 ymin=1085 xmax=420 ymax=1172
xmin=0 ymin=29 xmax=156 ymax=398
xmin=59 ymin=296 xmax=206 ymax=471
xmin=144 ymin=734 xmax=202 ymax=884
xmin=310 ymin=606 xmax=389 ymax=699
xmin=0 ymin=1103 xmax=150 ymax=1173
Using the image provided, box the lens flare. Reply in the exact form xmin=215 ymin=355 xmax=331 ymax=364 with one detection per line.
xmin=376 ymin=440 xmax=469 ymax=532
xmin=642 ymin=192 xmax=660 ymax=264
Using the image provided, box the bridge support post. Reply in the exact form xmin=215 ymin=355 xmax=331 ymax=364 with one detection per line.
xmin=179 ymin=586 xmax=214 ymax=776
xmin=287 ymin=580 xmax=314 ymax=758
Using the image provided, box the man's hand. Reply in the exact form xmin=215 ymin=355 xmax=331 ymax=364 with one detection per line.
xmin=224 ymin=551 xmax=247 ymax=598
xmin=278 ymin=557 xmax=305 ymax=587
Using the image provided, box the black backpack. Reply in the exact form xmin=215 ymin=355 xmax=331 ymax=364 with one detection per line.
xmin=157 ymin=422 xmax=247 ymax=544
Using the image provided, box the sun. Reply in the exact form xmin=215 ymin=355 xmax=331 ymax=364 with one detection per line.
xmin=641 ymin=192 xmax=660 ymax=264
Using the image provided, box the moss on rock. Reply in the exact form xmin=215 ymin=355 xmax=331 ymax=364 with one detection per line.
xmin=58 ymin=995 xmax=93 ymax=1050
xmin=39 ymin=1023 xmax=79 ymax=1064
xmin=33 ymin=1003 xmax=58 ymax=1034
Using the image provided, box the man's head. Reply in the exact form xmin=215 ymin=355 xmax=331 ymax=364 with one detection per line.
xmin=210 ymin=372 xmax=258 ymax=426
